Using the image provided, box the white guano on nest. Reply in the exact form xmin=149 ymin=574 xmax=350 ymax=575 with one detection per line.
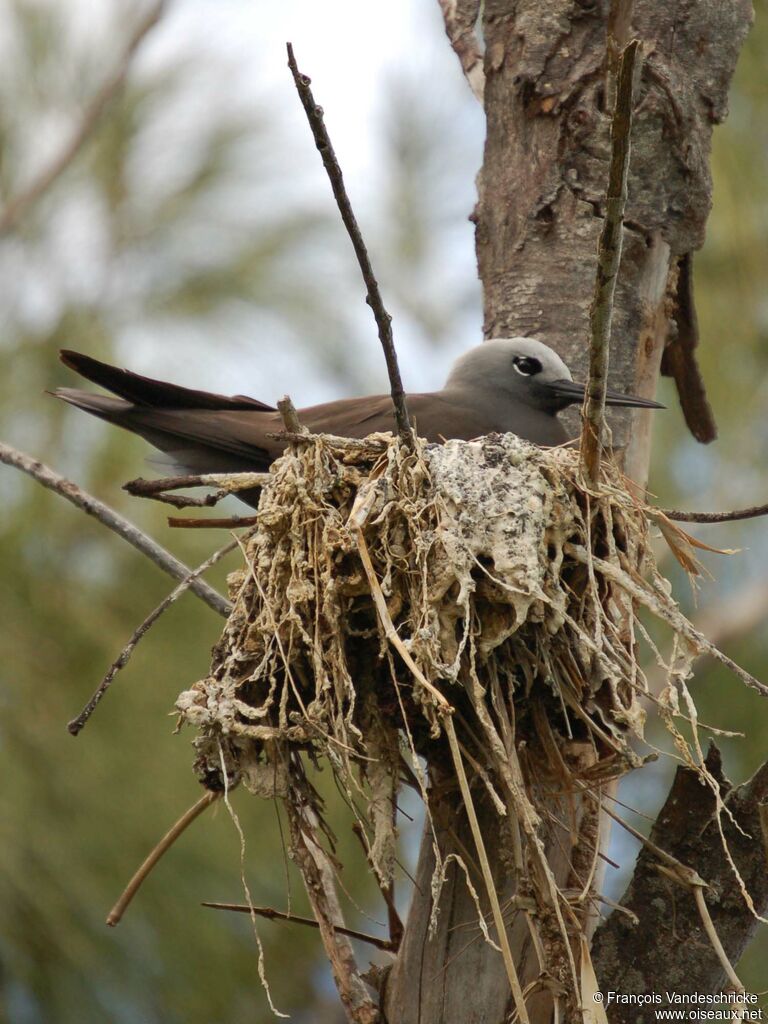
xmin=175 ymin=430 xmax=762 ymax=941
xmin=176 ymin=431 xmax=663 ymax=787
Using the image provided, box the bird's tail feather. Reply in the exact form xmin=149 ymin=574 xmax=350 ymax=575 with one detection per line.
xmin=59 ymin=350 xmax=276 ymax=412
xmin=52 ymin=387 xmax=132 ymax=422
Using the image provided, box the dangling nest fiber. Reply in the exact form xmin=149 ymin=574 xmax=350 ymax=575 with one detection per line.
xmin=175 ymin=431 xmax=762 ymax=1005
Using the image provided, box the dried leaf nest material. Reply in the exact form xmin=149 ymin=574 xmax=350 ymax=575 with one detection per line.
xmin=176 ymin=431 xmax=765 ymax=1006
xmin=175 ymin=430 xmax=739 ymax=802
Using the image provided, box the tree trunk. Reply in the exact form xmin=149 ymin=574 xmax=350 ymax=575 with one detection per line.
xmin=383 ymin=2 xmax=752 ymax=1021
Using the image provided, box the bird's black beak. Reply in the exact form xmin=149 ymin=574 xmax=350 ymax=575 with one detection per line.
xmin=545 ymin=378 xmax=665 ymax=409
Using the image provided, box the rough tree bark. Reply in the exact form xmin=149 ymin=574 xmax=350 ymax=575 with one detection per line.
xmin=592 ymin=745 xmax=768 ymax=1016
xmin=383 ymin=2 xmax=754 ymax=1022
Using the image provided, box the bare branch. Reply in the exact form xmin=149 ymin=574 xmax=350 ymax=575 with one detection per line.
xmin=437 ymin=0 xmax=484 ymax=102
xmin=0 ymin=1 xmax=166 ymax=237
xmin=593 ymin=746 xmax=768 ymax=1005
xmin=124 ymin=471 xmax=270 ymax=509
xmin=284 ymin=790 xmax=380 ymax=1024
xmin=0 ymin=442 xmax=231 ymax=618
xmin=107 ymin=790 xmax=220 ymax=927
xmin=68 ymin=538 xmax=240 ymax=736
xmin=202 ymin=901 xmax=396 ymax=952
xmin=581 ymin=39 xmax=642 ymax=486
xmin=168 ymin=515 xmax=259 ymax=529
xmin=277 ymin=394 xmax=305 ymax=434
xmin=659 ymin=501 xmax=768 ymax=524
xmin=129 ymin=488 xmax=221 ymax=510
xmin=125 ymin=472 xmax=270 ymax=496
xmin=286 ymin=43 xmax=413 ymax=447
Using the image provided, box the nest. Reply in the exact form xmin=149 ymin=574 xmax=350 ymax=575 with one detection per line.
xmin=175 ymin=431 xmax=759 ymax=1007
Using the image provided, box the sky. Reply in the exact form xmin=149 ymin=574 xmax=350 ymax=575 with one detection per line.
xmin=0 ymin=0 xmax=485 ymax=415
xmin=128 ymin=0 xmax=485 ymax=401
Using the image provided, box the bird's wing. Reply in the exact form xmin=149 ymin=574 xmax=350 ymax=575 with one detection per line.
xmin=53 ymin=387 xmax=279 ymax=474
xmin=297 ymin=392 xmax=502 ymax=442
xmin=120 ymin=407 xmax=283 ymax=464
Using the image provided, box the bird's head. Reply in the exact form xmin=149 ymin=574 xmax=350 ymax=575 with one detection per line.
xmin=444 ymin=337 xmax=663 ymax=412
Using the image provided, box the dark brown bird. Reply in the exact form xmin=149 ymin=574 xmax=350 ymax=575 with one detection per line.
xmin=54 ymin=338 xmax=662 ymax=507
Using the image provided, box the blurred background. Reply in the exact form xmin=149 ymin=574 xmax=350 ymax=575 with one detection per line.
xmin=0 ymin=1 xmax=765 ymax=1021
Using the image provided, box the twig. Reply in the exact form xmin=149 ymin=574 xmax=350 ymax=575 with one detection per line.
xmin=168 ymin=515 xmax=259 ymax=529
xmin=0 ymin=442 xmax=230 ymax=618
xmin=68 ymin=538 xmax=240 ymax=736
xmin=438 ymin=0 xmax=485 ymax=102
xmin=132 ymin=489 xmax=221 ymax=510
xmin=605 ymin=0 xmax=634 ymax=109
xmin=581 ymin=39 xmax=642 ymax=486
xmin=284 ymin=791 xmax=380 ymax=1024
xmin=0 ymin=1 xmax=166 ymax=237
xmin=125 ymin=471 xmax=270 ymax=509
xmin=658 ymin=502 xmax=768 ymax=524
xmin=286 ymin=43 xmax=413 ymax=447
xmin=125 ymin=472 xmax=271 ymax=496
xmin=201 ymin=902 xmax=396 ymax=952
xmin=107 ymin=790 xmax=220 ymax=926
xmin=277 ymin=395 xmax=304 ymax=434
xmin=692 ymin=887 xmax=745 ymax=996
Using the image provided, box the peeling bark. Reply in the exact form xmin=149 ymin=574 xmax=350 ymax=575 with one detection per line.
xmin=591 ymin=746 xmax=768 ymax=1014
xmin=477 ymin=0 xmax=751 ymax=458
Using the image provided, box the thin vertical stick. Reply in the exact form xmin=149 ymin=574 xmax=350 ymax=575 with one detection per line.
xmin=284 ymin=795 xmax=380 ymax=1024
xmin=286 ymin=43 xmax=413 ymax=447
xmin=581 ymin=39 xmax=641 ymax=486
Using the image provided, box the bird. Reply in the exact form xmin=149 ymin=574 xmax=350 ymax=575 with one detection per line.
xmin=53 ymin=338 xmax=662 ymax=508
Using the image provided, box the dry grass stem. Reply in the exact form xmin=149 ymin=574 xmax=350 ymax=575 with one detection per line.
xmin=107 ymin=790 xmax=220 ymax=927
xmin=582 ymin=39 xmax=642 ymax=485
xmin=173 ymin=431 xmax=764 ymax=1015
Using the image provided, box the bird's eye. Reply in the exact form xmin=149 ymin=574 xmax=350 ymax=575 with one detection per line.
xmin=513 ymin=356 xmax=543 ymax=376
